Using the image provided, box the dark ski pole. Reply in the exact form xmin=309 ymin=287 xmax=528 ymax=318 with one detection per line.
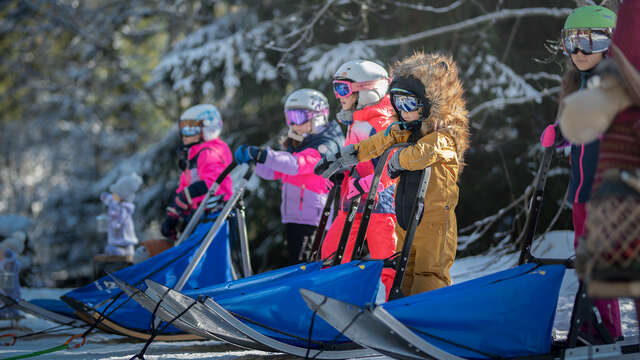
xmin=331 ymin=167 xmax=361 ymax=266
xmin=388 ymin=167 xmax=431 ymax=301
xmin=175 ymin=161 xmax=237 ymax=246
xmin=309 ymin=172 xmax=344 ymax=261
xmin=517 ymin=145 xmax=554 ymax=265
xmin=351 ymin=144 xmax=407 ymax=260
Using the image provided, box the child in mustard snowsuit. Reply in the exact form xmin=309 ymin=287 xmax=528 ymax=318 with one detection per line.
xmin=318 ymin=52 xmax=469 ymax=296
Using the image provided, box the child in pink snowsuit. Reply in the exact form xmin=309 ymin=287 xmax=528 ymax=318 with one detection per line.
xmin=161 ymin=104 xmax=233 ymax=241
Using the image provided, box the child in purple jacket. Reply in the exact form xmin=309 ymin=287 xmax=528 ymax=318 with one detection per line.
xmin=235 ymin=89 xmax=344 ymax=264
xmin=100 ymin=173 xmax=143 ymax=257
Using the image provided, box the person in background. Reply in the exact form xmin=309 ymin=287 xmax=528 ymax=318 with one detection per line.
xmin=0 ymin=231 xmax=27 ymax=323
xmin=234 ymin=89 xmax=344 ymax=264
xmin=100 ymin=173 xmax=143 ymax=257
xmin=317 ymin=52 xmax=469 ymax=296
xmin=316 ymin=59 xmax=398 ymax=299
xmin=160 ymin=104 xmax=233 ymax=242
xmin=540 ymin=5 xmax=621 ymax=340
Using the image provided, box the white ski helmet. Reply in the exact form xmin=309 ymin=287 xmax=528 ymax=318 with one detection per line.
xmin=284 ymin=88 xmax=329 ymax=132
xmin=179 ymin=104 xmax=223 ymax=141
xmin=333 ymin=60 xmax=390 ymax=108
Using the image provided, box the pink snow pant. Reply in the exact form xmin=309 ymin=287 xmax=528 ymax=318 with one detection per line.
xmin=574 ymin=202 xmax=622 ymax=339
xmin=321 ymin=211 xmax=397 ymax=300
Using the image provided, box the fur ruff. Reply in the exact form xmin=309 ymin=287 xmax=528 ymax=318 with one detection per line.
xmin=390 ymin=51 xmax=470 ymax=168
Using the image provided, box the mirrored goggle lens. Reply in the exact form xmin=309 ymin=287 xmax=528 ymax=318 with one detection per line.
xmin=333 ymin=82 xmax=352 ymax=98
xmin=285 ymin=109 xmax=311 ymax=125
xmin=180 ymin=125 xmax=201 ymax=137
xmin=392 ymin=94 xmax=420 ymax=112
xmin=563 ymin=30 xmax=611 ymax=54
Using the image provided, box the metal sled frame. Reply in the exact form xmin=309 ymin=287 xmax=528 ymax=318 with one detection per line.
xmin=141 ymin=278 xmax=271 ymax=350
xmin=63 ymin=293 xmax=203 ymax=341
xmin=199 ymin=295 xmax=378 ymax=359
xmin=0 ymin=293 xmax=87 ymax=328
xmin=300 ymin=289 xmax=463 ymax=360
xmin=138 ymin=277 xmax=377 ymax=358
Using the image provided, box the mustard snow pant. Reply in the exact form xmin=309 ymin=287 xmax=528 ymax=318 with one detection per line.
xmin=395 ymin=211 xmax=457 ymax=296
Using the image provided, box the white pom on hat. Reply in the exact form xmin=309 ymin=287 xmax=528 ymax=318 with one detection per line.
xmin=2 ymin=231 xmax=26 ymax=255
xmin=110 ymin=173 xmax=143 ymax=202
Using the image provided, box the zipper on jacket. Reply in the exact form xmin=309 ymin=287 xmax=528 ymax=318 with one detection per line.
xmin=299 ymin=184 xmax=305 ymax=210
xmin=574 ymin=144 xmax=585 ymax=203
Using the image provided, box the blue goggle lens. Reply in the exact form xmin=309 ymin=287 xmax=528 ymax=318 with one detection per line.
xmin=333 ymin=82 xmax=351 ymax=97
xmin=180 ymin=125 xmax=201 ymax=137
xmin=392 ymin=94 xmax=421 ymax=112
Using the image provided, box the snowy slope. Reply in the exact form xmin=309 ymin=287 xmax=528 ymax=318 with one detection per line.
xmin=1 ymin=230 xmax=637 ymax=359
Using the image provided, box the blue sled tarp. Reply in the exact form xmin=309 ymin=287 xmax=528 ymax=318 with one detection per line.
xmin=111 ymin=261 xmax=324 ymax=333
xmin=58 ymin=211 xmax=233 ymax=332
xmin=214 ymin=260 xmax=384 ymax=347
xmin=383 ymin=263 xmax=566 ymax=359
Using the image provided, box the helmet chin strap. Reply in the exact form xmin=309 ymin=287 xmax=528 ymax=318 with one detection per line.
xmin=287 ymin=128 xmax=305 ymax=142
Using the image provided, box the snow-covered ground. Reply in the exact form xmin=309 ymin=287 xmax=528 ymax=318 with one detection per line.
xmin=1 ymin=230 xmax=637 ymax=359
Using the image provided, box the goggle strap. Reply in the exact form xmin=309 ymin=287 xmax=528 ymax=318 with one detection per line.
xmin=179 ymin=119 xmax=203 ymax=127
xmin=351 ymin=78 xmax=390 ymax=92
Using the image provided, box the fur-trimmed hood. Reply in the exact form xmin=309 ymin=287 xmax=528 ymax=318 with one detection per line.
xmin=390 ymin=52 xmax=470 ymax=167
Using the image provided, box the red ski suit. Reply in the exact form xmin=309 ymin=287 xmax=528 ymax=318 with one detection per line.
xmin=321 ymin=96 xmax=398 ymax=298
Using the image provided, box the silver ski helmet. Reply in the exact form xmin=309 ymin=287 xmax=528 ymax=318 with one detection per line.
xmin=284 ymin=88 xmax=329 ymax=135
xmin=333 ymin=60 xmax=390 ymax=108
xmin=179 ymin=104 xmax=223 ymax=141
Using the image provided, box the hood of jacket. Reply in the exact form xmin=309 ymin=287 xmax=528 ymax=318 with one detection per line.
xmin=390 ymin=52 xmax=470 ymax=168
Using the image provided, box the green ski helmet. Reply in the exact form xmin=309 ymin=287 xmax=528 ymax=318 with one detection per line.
xmin=563 ymin=5 xmax=616 ymax=30
xmin=561 ymin=6 xmax=616 ymax=55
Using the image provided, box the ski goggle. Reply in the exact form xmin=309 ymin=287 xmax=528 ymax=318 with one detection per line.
xmin=285 ymin=109 xmax=314 ymax=126
xmin=391 ymin=89 xmax=423 ymax=113
xmin=332 ymin=79 xmax=389 ymax=98
xmin=561 ymin=29 xmax=612 ymax=55
xmin=179 ymin=119 xmax=202 ymax=137
xmin=285 ymin=108 xmax=328 ymax=126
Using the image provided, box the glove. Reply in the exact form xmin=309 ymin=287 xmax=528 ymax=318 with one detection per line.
xmin=234 ymin=145 xmax=266 ymax=164
xmin=161 ymin=215 xmax=179 ymax=241
xmin=314 ymin=144 xmax=359 ymax=178
xmin=347 ymin=175 xmax=384 ymax=199
xmin=540 ymin=124 xmax=557 ymax=148
xmin=336 ymin=110 xmax=354 ymax=126
xmin=387 ymin=151 xmax=404 ymax=179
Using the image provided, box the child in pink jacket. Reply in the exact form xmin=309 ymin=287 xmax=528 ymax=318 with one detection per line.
xmin=161 ymin=104 xmax=233 ymax=241
xmin=234 ymin=89 xmax=344 ymax=264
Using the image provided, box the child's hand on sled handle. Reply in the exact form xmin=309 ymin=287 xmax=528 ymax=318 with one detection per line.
xmin=314 ymin=144 xmax=358 ymax=178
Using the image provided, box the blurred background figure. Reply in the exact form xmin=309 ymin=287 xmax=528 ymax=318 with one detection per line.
xmin=99 ymin=173 xmax=143 ymax=258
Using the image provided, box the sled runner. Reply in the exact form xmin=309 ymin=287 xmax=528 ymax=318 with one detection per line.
xmin=113 ymin=262 xmax=323 ymax=350
xmin=0 ymin=294 xmax=86 ymax=329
